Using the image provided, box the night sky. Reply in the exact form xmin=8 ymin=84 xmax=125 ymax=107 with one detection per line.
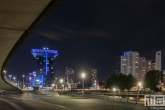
xmin=6 ymin=0 xmax=164 ymax=81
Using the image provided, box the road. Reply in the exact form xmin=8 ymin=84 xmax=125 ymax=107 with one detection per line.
xmin=0 ymin=92 xmax=69 ymax=110
xmin=0 ymin=91 xmax=150 ymax=110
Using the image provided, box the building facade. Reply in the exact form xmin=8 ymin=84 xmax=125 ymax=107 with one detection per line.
xmin=64 ymin=67 xmax=74 ymax=88
xmin=26 ymin=70 xmax=36 ymax=87
xmin=31 ymin=48 xmax=59 ymax=87
xmin=139 ymin=57 xmax=146 ymax=81
xmin=90 ymin=68 xmax=97 ymax=87
xmin=146 ymin=60 xmax=155 ymax=72
xmin=112 ymin=64 xmax=120 ymax=74
xmin=120 ymin=51 xmax=139 ymax=78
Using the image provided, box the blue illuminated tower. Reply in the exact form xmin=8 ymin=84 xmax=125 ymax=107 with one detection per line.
xmin=31 ymin=48 xmax=59 ymax=86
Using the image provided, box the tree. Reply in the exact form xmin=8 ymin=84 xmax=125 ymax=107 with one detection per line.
xmin=144 ymin=70 xmax=163 ymax=92
xmin=125 ymin=74 xmax=136 ymax=91
xmin=105 ymin=73 xmax=136 ymax=92
xmin=105 ymin=74 xmax=118 ymax=89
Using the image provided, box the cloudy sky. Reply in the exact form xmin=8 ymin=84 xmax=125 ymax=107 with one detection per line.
xmin=6 ymin=0 xmax=164 ymax=81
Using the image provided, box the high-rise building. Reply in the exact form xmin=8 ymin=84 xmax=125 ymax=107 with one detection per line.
xmin=112 ymin=64 xmax=120 ymax=74
xmin=65 ymin=67 xmax=74 ymax=88
xmin=90 ymin=68 xmax=97 ymax=87
xmin=155 ymin=50 xmax=161 ymax=70
xmin=120 ymin=51 xmax=139 ymax=78
xmin=146 ymin=60 xmax=155 ymax=72
xmin=25 ymin=70 xmax=36 ymax=87
xmin=54 ymin=70 xmax=61 ymax=83
xmin=139 ymin=57 xmax=146 ymax=81
xmin=64 ymin=67 xmax=74 ymax=84
xmin=31 ymin=48 xmax=59 ymax=87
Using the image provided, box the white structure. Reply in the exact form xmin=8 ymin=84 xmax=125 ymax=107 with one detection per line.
xmin=155 ymin=50 xmax=161 ymax=70
xmin=121 ymin=51 xmax=139 ymax=79
xmin=139 ymin=57 xmax=146 ymax=81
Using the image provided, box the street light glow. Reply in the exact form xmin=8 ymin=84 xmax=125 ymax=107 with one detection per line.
xmin=138 ymin=82 xmax=142 ymax=87
xmin=3 ymin=70 xmax=7 ymax=77
xmin=81 ymin=73 xmax=85 ymax=78
xmin=13 ymin=77 xmax=16 ymax=79
xmin=23 ymin=75 xmax=25 ymax=77
xmin=60 ymin=79 xmax=63 ymax=83
xmin=113 ymin=88 xmax=116 ymax=92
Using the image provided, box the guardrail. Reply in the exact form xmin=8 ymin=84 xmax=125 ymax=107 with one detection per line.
xmin=57 ymin=91 xmax=146 ymax=103
xmin=4 ymin=77 xmax=21 ymax=90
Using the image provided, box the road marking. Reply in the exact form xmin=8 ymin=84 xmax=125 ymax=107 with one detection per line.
xmin=33 ymin=96 xmax=73 ymax=110
xmin=0 ymin=97 xmax=25 ymax=110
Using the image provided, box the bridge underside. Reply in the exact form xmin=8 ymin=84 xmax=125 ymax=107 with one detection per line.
xmin=0 ymin=0 xmax=61 ymax=92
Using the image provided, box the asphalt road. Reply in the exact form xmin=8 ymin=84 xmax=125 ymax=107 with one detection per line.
xmin=0 ymin=92 xmax=69 ymax=110
xmin=0 ymin=91 xmax=150 ymax=110
xmin=35 ymin=93 xmax=150 ymax=110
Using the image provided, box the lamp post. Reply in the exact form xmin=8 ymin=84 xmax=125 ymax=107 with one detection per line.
xmin=113 ymin=88 xmax=116 ymax=101
xmin=3 ymin=70 xmax=6 ymax=77
xmin=29 ymin=77 xmax=31 ymax=88
xmin=9 ymin=75 xmax=12 ymax=81
xmin=81 ymin=73 xmax=85 ymax=98
xmin=60 ymin=79 xmax=63 ymax=95
xmin=22 ymin=75 xmax=25 ymax=89
xmin=13 ymin=77 xmax=16 ymax=85
xmin=112 ymin=88 xmax=116 ymax=110
xmin=136 ymin=82 xmax=142 ymax=103
xmin=18 ymin=80 xmax=19 ymax=87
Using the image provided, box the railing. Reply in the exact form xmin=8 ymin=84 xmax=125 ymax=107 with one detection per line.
xmin=57 ymin=91 xmax=145 ymax=103
xmin=4 ymin=77 xmax=21 ymax=90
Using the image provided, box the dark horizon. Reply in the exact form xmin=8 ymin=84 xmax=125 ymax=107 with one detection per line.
xmin=6 ymin=0 xmax=164 ymax=82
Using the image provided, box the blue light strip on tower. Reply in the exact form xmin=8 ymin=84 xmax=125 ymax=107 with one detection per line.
xmin=46 ymin=53 xmax=48 ymax=75
xmin=32 ymin=49 xmax=58 ymax=54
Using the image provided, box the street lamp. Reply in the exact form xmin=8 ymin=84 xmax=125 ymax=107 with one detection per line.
xmin=29 ymin=77 xmax=31 ymax=87
xmin=112 ymin=87 xmax=116 ymax=110
xmin=13 ymin=77 xmax=16 ymax=85
xmin=60 ymin=79 xmax=63 ymax=83
xmin=9 ymin=75 xmax=12 ymax=81
xmin=136 ymin=82 xmax=142 ymax=103
xmin=113 ymin=88 xmax=116 ymax=100
xmin=81 ymin=73 xmax=85 ymax=98
xmin=22 ymin=75 xmax=25 ymax=89
xmin=3 ymin=70 xmax=6 ymax=77
xmin=60 ymin=79 xmax=63 ymax=93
